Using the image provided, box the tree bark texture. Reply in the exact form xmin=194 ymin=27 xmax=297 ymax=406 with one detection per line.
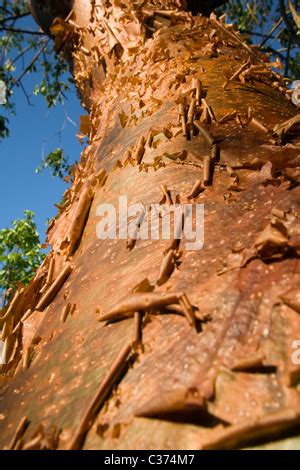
xmin=0 ymin=0 xmax=300 ymax=450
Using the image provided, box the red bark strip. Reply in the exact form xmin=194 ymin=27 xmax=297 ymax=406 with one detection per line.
xmin=8 ymin=417 xmax=30 ymax=450
xmin=35 ymin=264 xmax=73 ymax=312
xmin=67 ymin=343 xmax=132 ymax=450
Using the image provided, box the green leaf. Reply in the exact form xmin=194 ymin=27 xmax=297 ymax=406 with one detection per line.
xmin=36 ymin=148 xmax=72 ymax=180
xmin=0 ymin=115 xmax=9 ymax=139
xmin=0 ymin=210 xmax=45 ymax=302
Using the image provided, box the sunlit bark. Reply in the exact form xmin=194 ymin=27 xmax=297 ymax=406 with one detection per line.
xmin=0 ymin=0 xmax=299 ymax=450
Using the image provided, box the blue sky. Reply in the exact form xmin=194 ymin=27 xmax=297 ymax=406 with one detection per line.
xmin=0 ymin=17 xmax=83 ymax=243
xmin=0 ymin=86 xmax=82 ymax=242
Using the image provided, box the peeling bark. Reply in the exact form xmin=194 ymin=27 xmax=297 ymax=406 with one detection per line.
xmin=0 ymin=0 xmax=300 ymax=451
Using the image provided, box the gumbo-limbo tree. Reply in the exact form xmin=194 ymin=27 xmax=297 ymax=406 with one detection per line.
xmin=0 ymin=0 xmax=300 ymax=450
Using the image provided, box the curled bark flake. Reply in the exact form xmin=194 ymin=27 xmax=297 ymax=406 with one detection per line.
xmin=1 ymin=288 xmax=25 ymax=322
xmin=2 ymin=334 xmax=17 ymax=365
xmin=61 ymin=303 xmax=76 ymax=323
xmin=203 ymin=155 xmax=213 ymax=186
xmin=191 ymin=78 xmax=202 ymax=104
xmin=254 ymin=220 xmax=289 ymax=259
xmin=8 ymin=416 xmax=30 ymax=451
xmin=66 ymin=187 xmax=94 ymax=256
xmin=222 ymin=58 xmax=251 ymax=90
xmin=280 ymin=287 xmax=300 ymax=314
xmin=201 ymin=98 xmax=216 ymax=123
xmin=40 ymin=257 xmax=56 ymax=294
xmin=67 ymin=343 xmax=132 ymax=450
xmin=231 ymin=353 xmax=266 ymax=372
xmin=179 ymin=293 xmax=196 ymax=327
xmin=156 ymin=249 xmax=178 ymax=286
xmin=187 ymin=179 xmax=204 ymax=199
xmin=133 ymin=311 xmax=143 ymax=348
xmin=248 ymin=117 xmax=269 ymax=134
xmin=201 ymin=410 xmax=300 ymax=450
xmin=23 ymin=435 xmax=43 ymax=451
xmin=194 ymin=121 xmax=215 ymax=146
xmin=126 ymin=207 xmax=146 ymax=251
xmin=99 ymin=292 xmax=183 ymax=323
xmin=178 ymin=103 xmax=187 ymax=137
xmin=160 ymin=184 xmax=173 ymax=205
xmin=218 ymin=110 xmax=237 ymax=124
xmin=23 ymin=345 xmax=33 ymax=370
xmin=133 ymin=136 xmax=146 ymax=164
xmin=36 ymin=264 xmax=73 ymax=312
xmin=273 ymin=114 xmax=300 ymax=142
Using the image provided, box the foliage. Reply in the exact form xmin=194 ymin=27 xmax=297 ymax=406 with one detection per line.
xmin=0 ymin=0 xmax=70 ymax=140
xmin=0 ymin=210 xmax=45 ymax=302
xmin=220 ymin=0 xmax=274 ymax=30
xmin=219 ymin=0 xmax=300 ymax=78
xmin=36 ymin=147 xmax=71 ymax=180
xmin=0 ymin=114 xmax=8 ymax=139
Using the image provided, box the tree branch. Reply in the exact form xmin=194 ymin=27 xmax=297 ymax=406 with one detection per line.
xmin=0 ymin=12 xmax=31 ymax=24
xmin=0 ymin=6 xmax=12 ymax=16
xmin=242 ymin=30 xmax=279 ymax=40
xmin=259 ymin=17 xmax=284 ymax=47
xmin=279 ymin=0 xmax=298 ymax=39
xmin=285 ymin=35 xmax=292 ymax=76
xmin=0 ymin=26 xmax=46 ymax=36
xmin=19 ymin=81 xmax=33 ymax=106
xmin=262 ymin=46 xmax=286 ymax=61
xmin=12 ymin=39 xmax=50 ymax=89
xmin=11 ymin=44 xmax=35 ymax=65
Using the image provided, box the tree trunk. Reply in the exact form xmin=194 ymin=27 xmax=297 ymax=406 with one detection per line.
xmin=0 ymin=0 xmax=300 ymax=450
